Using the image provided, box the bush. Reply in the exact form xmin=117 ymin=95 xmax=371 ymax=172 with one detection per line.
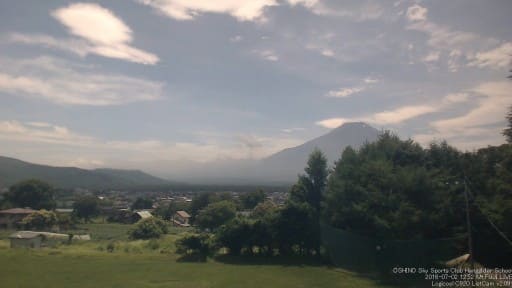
xmin=146 ymin=239 xmax=160 ymax=250
xmin=175 ymin=233 xmax=215 ymax=261
xmin=107 ymin=241 xmax=116 ymax=253
xmin=129 ymin=217 xmax=168 ymax=240
xmin=21 ymin=209 xmax=58 ymax=230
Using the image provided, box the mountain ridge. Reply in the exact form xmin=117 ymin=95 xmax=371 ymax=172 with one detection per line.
xmin=0 ymin=156 xmax=169 ymax=189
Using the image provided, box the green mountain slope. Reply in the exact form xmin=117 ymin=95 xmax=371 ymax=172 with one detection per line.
xmin=0 ymin=156 xmax=169 ymax=189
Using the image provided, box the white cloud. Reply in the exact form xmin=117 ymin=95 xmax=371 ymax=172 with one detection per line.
xmin=317 ymin=92 xmax=471 ymax=129
xmin=137 ymin=0 xmax=279 ymax=21
xmin=281 ymin=127 xmax=305 ymax=133
xmin=364 ymin=77 xmax=379 ymax=84
xmin=0 ymin=119 xmax=304 ymax=166
xmin=406 ymin=4 xmax=427 ymax=21
xmin=230 ymin=35 xmax=243 ymax=42
xmin=316 ymin=118 xmax=350 ymax=128
xmin=326 ymin=87 xmax=364 ymax=98
xmin=442 ymin=93 xmax=469 ymax=104
xmin=432 ymin=81 xmax=511 ymax=133
xmin=254 ymin=49 xmax=279 ymax=61
xmin=0 ymin=56 xmax=163 ymax=105
xmin=311 ymin=2 xmax=385 ymax=21
xmin=407 ymin=21 xmax=478 ymax=51
xmin=422 ymin=51 xmax=440 ymax=63
xmin=468 ymin=42 xmax=512 ymax=69
xmin=11 ymin=3 xmax=158 ymax=65
xmin=371 ymin=105 xmax=437 ymax=124
xmin=413 ymin=81 xmax=511 ymax=150
xmin=0 ymin=120 xmax=93 ymax=145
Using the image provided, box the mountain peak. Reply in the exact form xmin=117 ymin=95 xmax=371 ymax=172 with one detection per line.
xmin=261 ymin=122 xmax=380 ymax=182
xmin=334 ymin=121 xmax=372 ymax=129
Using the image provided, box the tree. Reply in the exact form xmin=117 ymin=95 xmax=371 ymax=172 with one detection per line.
xmin=504 ymin=105 xmax=512 ymax=143
xmin=195 ymin=200 xmax=236 ymax=231
xmin=73 ymin=195 xmax=99 ymax=223
xmin=21 ymin=209 xmax=57 ymax=230
xmin=286 ymin=149 xmax=328 ymax=256
xmin=216 ymin=218 xmax=253 ymax=255
xmin=252 ymin=200 xmax=277 ymax=219
xmin=4 ymin=179 xmax=56 ymax=210
xmin=240 ymin=189 xmax=266 ymax=209
xmin=175 ymin=233 xmax=215 ymax=261
xmin=131 ymin=197 xmax=153 ymax=210
xmin=129 ymin=217 xmax=168 ymax=239
xmin=294 ymin=149 xmax=328 ymax=211
xmin=154 ymin=201 xmax=190 ymax=220
xmin=189 ymin=192 xmax=217 ymax=222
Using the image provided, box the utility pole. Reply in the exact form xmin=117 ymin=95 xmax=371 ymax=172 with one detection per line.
xmin=463 ymin=178 xmax=475 ymax=269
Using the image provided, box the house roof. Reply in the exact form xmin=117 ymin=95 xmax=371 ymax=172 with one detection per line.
xmin=9 ymin=231 xmax=69 ymax=239
xmin=0 ymin=208 xmax=36 ymax=214
xmin=135 ymin=211 xmax=153 ymax=219
xmin=175 ymin=210 xmax=190 ymax=218
xmin=55 ymin=208 xmax=73 ymax=213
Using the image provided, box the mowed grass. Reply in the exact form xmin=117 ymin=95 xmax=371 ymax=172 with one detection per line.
xmin=0 ymin=223 xmax=394 ymax=288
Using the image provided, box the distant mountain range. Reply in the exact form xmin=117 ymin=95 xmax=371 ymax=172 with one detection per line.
xmin=0 ymin=156 xmax=169 ymax=189
xmin=0 ymin=122 xmax=381 ymax=188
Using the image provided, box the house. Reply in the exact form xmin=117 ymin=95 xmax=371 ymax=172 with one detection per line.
xmin=131 ymin=210 xmax=153 ymax=223
xmin=172 ymin=210 xmax=191 ymax=227
xmin=0 ymin=208 xmax=37 ymax=228
xmin=9 ymin=231 xmax=43 ymax=248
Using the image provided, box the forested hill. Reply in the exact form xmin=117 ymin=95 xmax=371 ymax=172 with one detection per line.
xmin=0 ymin=156 xmax=169 ymax=189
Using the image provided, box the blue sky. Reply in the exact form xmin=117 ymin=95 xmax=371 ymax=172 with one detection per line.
xmin=0 ymin=0 xmax=511 ymax=175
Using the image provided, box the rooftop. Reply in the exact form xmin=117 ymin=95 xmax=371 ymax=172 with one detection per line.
xmin=0 ymin=208 xmax=36 ymax=214
xmin=175 ymin=210 xmax=190 ymax=218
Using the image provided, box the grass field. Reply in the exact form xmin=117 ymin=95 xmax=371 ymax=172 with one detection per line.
xmin=0 ymin=223 xmax=395 ymax=288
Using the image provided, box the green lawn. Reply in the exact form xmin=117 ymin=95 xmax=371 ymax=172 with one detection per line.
xmin=0 ymin=223 xmax=394 ymax=288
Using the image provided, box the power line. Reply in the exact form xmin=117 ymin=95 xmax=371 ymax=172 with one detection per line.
xmin=464 ymin=177 xmax=512 ymax=248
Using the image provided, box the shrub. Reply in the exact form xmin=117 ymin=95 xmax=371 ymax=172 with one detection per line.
xmin=146 ymin=239 xmax=160 ymax=250
xmin=175 ymin=233 xmax=215 ymax=261
xmin=21 ymin=209 xmax=58 ymax=230
xmin=129 ymin=217 xmax=168 ymax=240
xmin=107 ymin=242 xmax=116 ymax=253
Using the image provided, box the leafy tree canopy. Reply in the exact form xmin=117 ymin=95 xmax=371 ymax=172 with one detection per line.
xmin=4 ymin=179 xmax=56 ymax=210
xmin=195 ymin=200 xmax=236 ymax=231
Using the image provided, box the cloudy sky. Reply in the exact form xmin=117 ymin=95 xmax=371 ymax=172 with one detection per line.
xmin=0 ymin=0 xmax=511 ymax=174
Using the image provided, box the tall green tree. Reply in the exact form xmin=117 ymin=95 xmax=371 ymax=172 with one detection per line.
xmin=5 ymin=179 xmax=56 ymax=210
xmin=290 ymin=149 xmax=328 ymax=211
xmin=73 ymin=195 xmax=99 ymax=223
xmin=195 ymin=200 xmax=236 ymax=231
xmin=240 ymin=189 xmax=266 ymax=209
xmin=504 ymin=105 xmax=512 ymax=143
xmin=131 ymin=197 xmax=153 ymax=210
xmin=286 ymin=149 xmax=328 ymax=256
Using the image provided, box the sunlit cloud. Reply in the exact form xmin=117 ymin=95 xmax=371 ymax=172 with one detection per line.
xmin=11 ymin=3 xmax=158 ymax=65
xmin=0 ymin=56 xmax=163 ymax=105
xmin=326 ymin=87 xmax=364 ymax=98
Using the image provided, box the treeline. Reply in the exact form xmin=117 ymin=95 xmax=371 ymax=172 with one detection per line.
xmin=177 ymin=131 xmax=512 ymax=268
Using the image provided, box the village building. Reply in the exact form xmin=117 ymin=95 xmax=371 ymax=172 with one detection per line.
xmin=131 ymin=211 xmax=153 ymax=223
xmin=172 ymin=210 xmax=191 ymax=227
xmin=0 ymin=208 xmax=37 ymax=228
xmin=9 ymin=231 xmax=69 ymax=248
